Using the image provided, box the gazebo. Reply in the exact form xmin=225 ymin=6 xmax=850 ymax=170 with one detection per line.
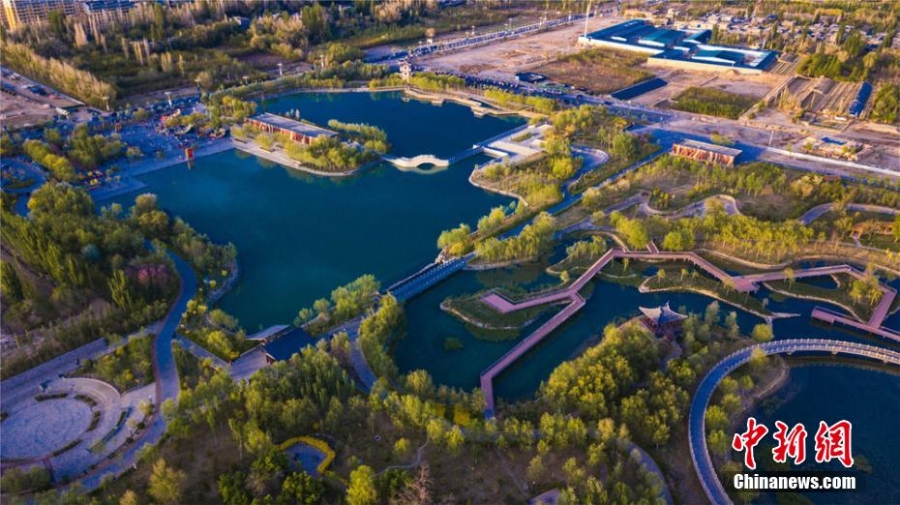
xmin=639 ymin=302 xmax=687 ymax=338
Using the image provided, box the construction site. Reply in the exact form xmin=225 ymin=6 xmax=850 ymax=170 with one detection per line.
xmin=418 ymin=16 xmax=625 ymax=82
xmin=775 ymin=76 xmax=874 ymax=126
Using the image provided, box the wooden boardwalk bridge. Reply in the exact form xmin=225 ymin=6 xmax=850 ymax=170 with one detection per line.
xmin=478 ymin=248 xmax=900 ymax=416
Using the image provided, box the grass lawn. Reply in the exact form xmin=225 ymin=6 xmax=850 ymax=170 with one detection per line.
xmin=443 ymin=293 xmax=552 ymax=331
xmin=534 ymin=48 xmax=653 ymax=94
xmin=766 ymin=274 xmax=878 ymax=322
xmin=670 ymin=87 xmax=757 ymax=119
xmin=569 ymin=143 xmax=661 ymax=194
xmin=76 ymin=333 xmax=154 ymax=392
xmin=644 ymin=266 xmax=772 ymax=317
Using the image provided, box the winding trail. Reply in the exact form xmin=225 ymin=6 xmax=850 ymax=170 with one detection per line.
xmin=797 ymin=203 xmax=900 ymax=226
xmin=688 ymin=339 xmax=900 ymax=505
xmin=77 ymin=252 xmax=197 ymax=491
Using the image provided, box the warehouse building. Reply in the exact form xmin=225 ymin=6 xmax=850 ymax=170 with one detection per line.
xmin=672 ymin=140 xmax=742 ymax=167
xmin=579 ymin=20 xmax=777 ymax=74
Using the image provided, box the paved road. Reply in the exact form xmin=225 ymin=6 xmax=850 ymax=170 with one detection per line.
xmin=78 ymin=251 xmax=196 ymax=491
xmin=688 ymin=339 xmax=900 ymax=505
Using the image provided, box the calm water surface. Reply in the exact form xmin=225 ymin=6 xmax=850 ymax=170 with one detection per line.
xmin=119 ymin=91 xmax=521 ymax=329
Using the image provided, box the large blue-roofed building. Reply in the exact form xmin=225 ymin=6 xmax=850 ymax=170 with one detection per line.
xmin=579 ymin=20 xmax=777 ymax=74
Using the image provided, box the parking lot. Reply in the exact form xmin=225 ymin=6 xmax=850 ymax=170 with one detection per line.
xmin=1 ymin=66 xmax=83 ymax=129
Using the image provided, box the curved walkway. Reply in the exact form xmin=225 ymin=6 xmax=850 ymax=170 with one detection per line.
xmin=478 ymin=248 xmax=899 ymax=416
xmin=689 ymin=339 xmax=900 ymax=505
xmin=78 ymin=251 xmax=197 ymax=491
xmin=797 ymin=203 xmax=900 ymax=226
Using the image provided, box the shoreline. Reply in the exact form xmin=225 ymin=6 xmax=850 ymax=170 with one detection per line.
xmin=440 ymin=299 xmax=538 ymax=331
xmin=763 ymin=281 xmax=870 ymax=323
xmin=92 ymin=139 xmax=237 ymax=203
xmin=638 ymin=280 xmax=785 ymax=323
xmin=232 ymin=140 xmax=363 ymax=178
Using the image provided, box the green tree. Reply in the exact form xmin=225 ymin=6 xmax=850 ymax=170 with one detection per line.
xmin=148 ymin=458 xmax=186 ymax=505
xmin=612 ymin=132 xmax=639 ymax=160
xmin=0 ymin=261 xmax=24 ymax=303
xmin=347 ymin=465 xmax=378 ymax=505
xmin=751 ymin=323 xmax=774 ymax=342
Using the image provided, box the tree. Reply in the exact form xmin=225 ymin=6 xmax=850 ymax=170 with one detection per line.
xmin=347 ymin=465 xmax=378 ymax=505
xmin=148 ymin=458 xmax=186 ymax=505
xmin=612 ymin=132 xmax=639 ymax=160
xmin=119 ymin=490 xmax=139 ymax=505
xmin=218 ymin=471 xmax=251 ymax=505
xmin=277 ymin=472 xmax=324 ymax=505
xmin=751 ymin=323 xmax=774 ymax=342
xmin=394 ymin=464 xmax=432 ymax=505
xmin=0 ymin=261 xmax=24 ymax=303
xmin=894 ymin=214 xmax=900 ymax=242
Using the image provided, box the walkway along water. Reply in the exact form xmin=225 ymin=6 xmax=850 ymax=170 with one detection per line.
xmin=477 ymin=248 xmax=900 ymax=417
xmin=688 ymin=339 xmax=900 ymax=505
xmin=77 ymin=251 xmax=198 ymax=491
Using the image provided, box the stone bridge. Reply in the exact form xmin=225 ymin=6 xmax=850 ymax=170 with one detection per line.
xmin=385 ymin=154 xmax=452 ymax=169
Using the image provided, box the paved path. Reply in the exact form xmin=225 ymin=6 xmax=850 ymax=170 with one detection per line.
xmin=625 ymin=442 xmax=673 ymax=505
xmin=78 ymin=252 xmax=197 ymax=491
xmin=797 ymin=203 xmax=900 ymax=226
xmin=1 ymin=325 xmax=158 ymax=408
xmin=478 ymin=248 xmax=900 ymax=416
xmin=173 ymin=334 xmax=228 ymax=368
xmin=689 ymin=339 xmax=900 ymax=505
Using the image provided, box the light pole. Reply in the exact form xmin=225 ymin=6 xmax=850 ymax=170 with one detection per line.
xmin=103 ymin=95 xmax=109 ymax=112
xmin=277 ymin=62 xmax=283 ymax=77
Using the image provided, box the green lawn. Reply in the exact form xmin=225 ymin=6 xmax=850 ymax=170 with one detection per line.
xmin=670 ymin=87 xmax=757 ymax=119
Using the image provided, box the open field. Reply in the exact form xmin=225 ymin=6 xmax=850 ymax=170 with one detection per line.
xmin=533 ymin=48 xmax=652 ymax=94
xmin=628 ymin=67 xmax=777 ymax=108
xmin=670 ymin=87 xmax=759 ymax=119
xmin=418 ymin=17 xmax=626 ymax=82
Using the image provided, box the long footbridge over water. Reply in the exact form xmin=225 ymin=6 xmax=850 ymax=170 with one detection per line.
xmin=689 ymin=339 xmax=900 ymax=505
xmin=476 ymin=247 xmax=900 ymax=417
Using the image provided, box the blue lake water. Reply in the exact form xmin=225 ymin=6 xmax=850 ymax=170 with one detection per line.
xmin=116 ymin=91 xmax=521 ymax=329
xmin=111 ymin=89 xmax=900 ymax=504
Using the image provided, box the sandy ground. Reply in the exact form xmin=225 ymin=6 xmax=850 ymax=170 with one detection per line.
xmin=631 ymin=67 xmax=781 ymax=107
xmin=419 ymin=15 xmax=627 ymax=82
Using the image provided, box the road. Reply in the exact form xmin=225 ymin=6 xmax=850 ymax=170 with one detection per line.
xmin=688 ymin=339 xmax=900 ymax=505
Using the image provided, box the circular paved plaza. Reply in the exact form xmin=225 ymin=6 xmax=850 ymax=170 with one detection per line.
xmin=0 ymin=398 xmax=93 ymax=460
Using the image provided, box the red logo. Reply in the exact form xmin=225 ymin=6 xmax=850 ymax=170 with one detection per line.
xmin=814 ymin=420 xmax=854 ymax=468
xmin=731 ymin=417 xmax=853 ymax=469
xmin=732 ymin=417 xmax=769 ymax=470
xmin=772 ymin=420 xmax=808 ymax=465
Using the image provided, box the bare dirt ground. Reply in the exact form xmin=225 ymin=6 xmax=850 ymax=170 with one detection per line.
xmin=419 ymin=16 xmax=627 ymax=82
xmin=631 ymin=67 xmax=779 ymax=107
xmin=1 ymin=71 xmax=82 ymax=129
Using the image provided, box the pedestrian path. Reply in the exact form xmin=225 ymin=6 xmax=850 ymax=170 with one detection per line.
xmin=689 ymin=339 xmax=900 ymax=505
xmin=478 ymin=247 xmax=900 ymax=416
